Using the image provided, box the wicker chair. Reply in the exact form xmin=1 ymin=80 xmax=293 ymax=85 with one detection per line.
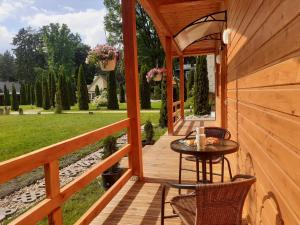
xmin=180 ymin=127 xmax=232 ymax=183
xmin=161 ymin=175 xmax=256 ymax=225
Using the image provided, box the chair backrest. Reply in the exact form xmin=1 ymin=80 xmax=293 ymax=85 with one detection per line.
xmin=205 ymin=127 xmax=231 ymax=140
xmin=195 ymin=175 xmax=256 ymax=225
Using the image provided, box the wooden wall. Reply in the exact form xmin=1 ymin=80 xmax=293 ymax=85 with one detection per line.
xmin=226 ymin=0 xmax=300 ymax=224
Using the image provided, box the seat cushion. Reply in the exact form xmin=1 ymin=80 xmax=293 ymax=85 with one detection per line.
xmin=170 ymin=194 xmax=196 ymax=225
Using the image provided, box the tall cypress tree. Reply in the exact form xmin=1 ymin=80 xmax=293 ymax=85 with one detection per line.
xmin=77 ymin=65 xmax=89 ymax=110
xmin=25 ymin=83 xmax=30 ymax=104
xmin=20 ymin=83 xmax=26 ymax=105
xmin=48 ymin=70 xmax=56 ymax=107
xmin=58 ymin=67 xmax=70 ymax=110
xmin=11 ymin=85 xmax=19 ymax=111
xmin=187 ymin=69 xmax=195 ymax=97
xmin=95 ymin=85 xmax=100 ymax=96
xmin=35 ymin=80 xmax=43 ymax=107
xmin=42 ymin=77 xmax=51 ymax=110
xmin=4 ymin=85 xmax=10 ymax=106
xmin=67 ymin=78 xmax=75 ymax=106
xmin=107 ymin=70 xmax=119 ymax=110
xmin=194 ymin=56 xmax=210 ymax=115
xmin=139 ymin=65 xmax=151 ymax=109
xmin=119 ymin=83 xmax=125 ymax=103
xmin=30 ymin=84 xmax=34 ymax=105
xmin=159 ymin=77 xmax=168 ymax=128
xmin=55 ymin=73 xmax=63 ymax=114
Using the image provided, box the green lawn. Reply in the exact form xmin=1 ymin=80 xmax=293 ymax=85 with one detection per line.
xmin=0 ymin=112 xmax=160 ymax=162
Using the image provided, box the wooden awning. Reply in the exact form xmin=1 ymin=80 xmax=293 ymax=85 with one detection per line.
xmin=139 ymin=0 xmax=226 ymax=56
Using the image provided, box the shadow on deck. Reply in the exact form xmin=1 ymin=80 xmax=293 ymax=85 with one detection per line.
xmin=91 ymin=120 xmax=232 ymax=225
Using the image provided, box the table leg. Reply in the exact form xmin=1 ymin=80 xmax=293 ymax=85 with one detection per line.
xmin=196 ymin=157 xmax=200 ymax=182
xmin=202 ymin=158 xmax=207 ymax=182
xmin=221 ymin=155 xmax=224 ymax=182
xmin=178 ymin=153 xmax=182 ymax=194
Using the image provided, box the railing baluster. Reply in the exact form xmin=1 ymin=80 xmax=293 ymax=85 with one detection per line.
xmin=44 ymin=160 xmax=63 ymax=225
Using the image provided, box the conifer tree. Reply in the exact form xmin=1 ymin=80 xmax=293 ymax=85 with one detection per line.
xmin=77 ymin=65 xmax=89 ymax=110
xmin=20 ymin=83 xmax=26 ymax=105
xmin=107 ymin=70 xmax=119 ymax=110
xmin=11 ymin=85 xmax=19 ymax=111
xmin=187 ymin=69 xmax=195 ymax=97
xmin=139 ymin=65 xmax=151 ymax=109
xmin=194 ymin=56 xmax=210 ymax=115
xmin=35 ymin=80 xmax=43 ymax=107
xmin=119 ymin=83 xmax=125 ymax=103
xmin=55 ymin=76 xmax=63 ymax=114
xmin=30 ymin=84 xmax=34 ymax=105
xmin=58 ymin=67 xmax=70 ymax=110
xmin=159 ymin=78 xmax=168 ymax=127
xmin=3 ymin=84 xmax=10 ymax=106
xmin=48 ymin=70 xmax=56 ymax=107
xmin=95 ymin=85 xmax=100 ymax=96
xmin=42 ymin=77 xmax=51 ymax=110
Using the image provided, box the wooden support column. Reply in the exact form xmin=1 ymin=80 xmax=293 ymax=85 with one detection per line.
xmin=122 ymin=0 xmax=143 ymax=178
xmin=44 ymin=160 xmax=63 ymax=225
xmin=179 ymin=56 xmax=184 ymax=120
xmin=220 ymin=47 xmax=227 ymax=128
xmin=166 ymin=36 xmax=173 ymax=135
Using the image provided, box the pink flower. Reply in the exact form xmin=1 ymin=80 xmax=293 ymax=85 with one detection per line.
xmin=146 ymin=67 xmax=166 ymax=82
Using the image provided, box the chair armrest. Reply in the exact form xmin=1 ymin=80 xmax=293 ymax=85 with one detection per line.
xmin=231 ymin=174 xmax=254 ymax=181
xmin=164 ymin=182 xmax=197 ymax=190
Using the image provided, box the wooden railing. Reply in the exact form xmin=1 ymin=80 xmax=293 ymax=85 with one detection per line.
xmin=0 ymin=118 xmax=133 ymax=225
xmin=172 ymin=101 xmax=182 ymax=126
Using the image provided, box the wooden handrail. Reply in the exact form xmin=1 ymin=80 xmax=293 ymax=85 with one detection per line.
xmin=172 ymin=109 xmax=180 ymax=118
xmin=172 ymin=101 xmax=181 ymax=108
xmin=10 ymin=144 xmax=131 ymax=225
xmin=0 ymin=118 xmax=130 ymax=184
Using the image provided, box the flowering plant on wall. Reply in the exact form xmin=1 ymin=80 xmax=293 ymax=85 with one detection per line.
xmin=86 ymin=44 xmax=119 ymax=71
xmin=146 ymin=67 xmax=166 ymax=82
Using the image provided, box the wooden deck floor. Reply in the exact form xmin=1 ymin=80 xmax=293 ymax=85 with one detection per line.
xmin=91 ymin=120 xmax=235 ymax=225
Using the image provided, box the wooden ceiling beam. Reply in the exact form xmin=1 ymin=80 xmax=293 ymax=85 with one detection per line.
xmin=138 ymin=0 xmax=182 ymax=56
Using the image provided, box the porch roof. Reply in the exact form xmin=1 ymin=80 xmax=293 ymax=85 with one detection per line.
xmin=139 ymin=0 xmax=226 ymax=56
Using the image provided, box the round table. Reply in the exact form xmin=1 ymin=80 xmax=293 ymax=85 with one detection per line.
xmin=170 ymin=138 xmax=239 ymax=183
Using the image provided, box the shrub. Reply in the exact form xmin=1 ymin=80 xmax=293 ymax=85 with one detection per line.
xmin=144 ymin=120 xmax=154 ymax=143
xmin=4 ymin=85 xmax=10 ymax=106
xmin=159 ymin=78 xmax=168 ymax=128
xmin=54 ymin=90 xmax=63 ymax=114
xmin=101 ymin=136 xmax=119 ymax=173
xmin=4 ymin=106 xmax=10 ymax=115
xmin=92 ymin=90 xmax=108 ymax=108
xmin=20 ymin=83 xmax=27 ymax=105
xmin=194 ymin=56 xmax=210 ymax=115
xmin=35 ymin=80 xmax=42 ymax=107
xmin=42 ymin=77 xmax=51 ymax=110
xmin=119 ymin=83 xmax=125 ymax=103
xmin=107 ymin=70 xmax=119 ymax=110
xmin=140 ymin=65 xmax=151 ymax=109
xmin=18 ymin=108 xmax=23 ymax=115
xmin=77 ymin=65 xmax=89 ymax=110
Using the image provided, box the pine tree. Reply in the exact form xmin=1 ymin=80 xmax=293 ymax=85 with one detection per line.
xmin=107 ymin=70 xmax=119 ymax=110
xmin=119 ymin=83 xmax=125 ymax=103
xmin=95 ymin=85 xmax=100 ymax=96
xmin=35 ymin=80 xmax=43 ymax=107
xmin=139 ymin=65 xmax=151 ymax=109
xmin=3 ymin=85 xmax=10 ymax=106
xmin=187 ymin=69 xmax=195 ymax=97
xmin=159 ymin=77 xmax=168 ymax=127
xmin=194 ymin=56 xmax=210 ymax=115
xmin=77 ymin=65 xmax=89 ymax=110
xmin=11 ymin=85 xmax=19 ymax=111
xmin=20 ymin=83 xmax=26 ymax=105
xmin=58 ymin=67 xmax=70 ymax=110
xmin=42 ymin=77 xmax=51 ymax=110
xmin=48 ymin=70 xmax=56 ymax=107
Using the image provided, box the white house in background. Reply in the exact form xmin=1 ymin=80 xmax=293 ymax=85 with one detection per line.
xmin=87 ymin=75 xmax=107 ymax=100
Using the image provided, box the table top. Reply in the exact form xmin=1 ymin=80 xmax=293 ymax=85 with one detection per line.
xmin=170 ymin=138 xmax=239 ymax=157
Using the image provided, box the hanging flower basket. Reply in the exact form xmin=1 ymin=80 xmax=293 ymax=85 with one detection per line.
xmin=100 ymin=58 xmax=116 ymax=71
xmin=146 ymin=68 xmax=166 ymax=82
xmin=86 ymin=44 xmax=118 ymax=71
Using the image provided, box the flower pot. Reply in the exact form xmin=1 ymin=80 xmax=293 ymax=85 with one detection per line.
xmin=101 ymin=168 xmax=122 ymax=189
xmin=100 ymin=58 xmax=116 ymax=71
xmin=153 ymin=73 xmax=162 ymax=81
xmin=142 ymin=140 xmax=155 ymax=147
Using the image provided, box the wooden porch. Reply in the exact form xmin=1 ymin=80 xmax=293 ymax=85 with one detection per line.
xmin=91 ymin=120 xmax=238 ymax=225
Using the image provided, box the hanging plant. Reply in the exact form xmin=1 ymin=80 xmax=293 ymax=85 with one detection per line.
xmin=86 ymin=44 xmax=119 ymax=71
xmin=146 ymin=67 xmax=166 ymax=82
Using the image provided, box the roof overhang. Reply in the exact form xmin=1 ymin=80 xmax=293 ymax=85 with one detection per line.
xmin=139 ymin=0 xmax=226 ymax=57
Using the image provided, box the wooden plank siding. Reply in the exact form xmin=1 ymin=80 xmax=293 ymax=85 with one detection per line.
xmin=226 ymin=1 xmax=300 ymax=225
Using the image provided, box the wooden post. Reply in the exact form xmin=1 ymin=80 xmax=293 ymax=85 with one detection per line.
xmin=179 ymin=56 xmax=184 ymax=120
xmin=122 ymin=0 xmax=143 ymax=178
xmin=44 ymin=160 xmax=63 ymax=225
xmin=166 ymin=36 xmax=173 ymax=135
xmin=220 ymin=47 xmax=227 ymax=128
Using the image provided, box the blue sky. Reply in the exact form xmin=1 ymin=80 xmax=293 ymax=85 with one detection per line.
xmin=0 ymin=0 xmax=107 ymax=53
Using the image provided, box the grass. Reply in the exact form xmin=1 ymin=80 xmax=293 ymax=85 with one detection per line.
xmin=0 ymin=112 xmax=160 ymax=162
